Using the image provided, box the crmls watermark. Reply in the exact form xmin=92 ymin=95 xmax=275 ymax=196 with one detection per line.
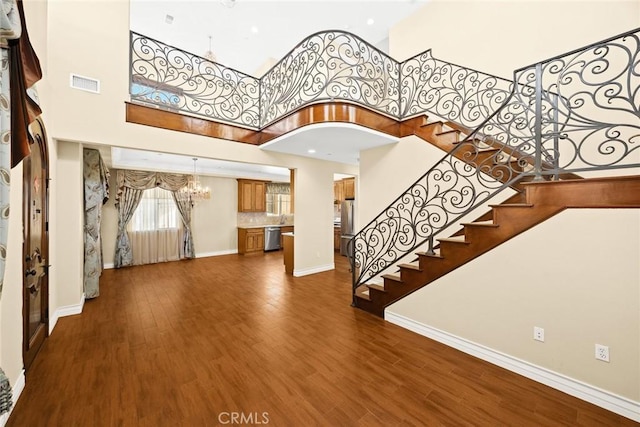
xmin=218 ymin=412 xmax=270 ymax=425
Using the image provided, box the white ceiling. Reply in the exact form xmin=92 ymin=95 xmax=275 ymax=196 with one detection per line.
xmin=126 ymin=0 xmax=423 ymax=178
xmin=130 ymin=0 xmax=426 ymax=75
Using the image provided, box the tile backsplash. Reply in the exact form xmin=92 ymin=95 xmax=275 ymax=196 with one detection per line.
xmin=237 ymin=212 xmax=294 ymax=227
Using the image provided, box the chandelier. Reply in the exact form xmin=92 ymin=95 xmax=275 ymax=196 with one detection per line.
xmin=178 ymin=158 xmax=211 ymax=205
xmin=203 ymin=35 xmax=216 ymax=62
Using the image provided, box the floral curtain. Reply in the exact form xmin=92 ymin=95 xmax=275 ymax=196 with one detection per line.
xmin=114 ymin=186 xmax=144 ymax=268
xmin=83 ymin=148 xmax=109 ymax=298
xmin=171 ymin=192 xmax=194 ymax=258
xmin=114 ymin=169 xmax=195 ymax=267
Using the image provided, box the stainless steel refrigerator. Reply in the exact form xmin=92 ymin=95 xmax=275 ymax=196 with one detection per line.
xmin=340 ymin=200 xmax=355 ymax=257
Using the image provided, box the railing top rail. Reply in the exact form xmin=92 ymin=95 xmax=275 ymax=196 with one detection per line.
xmin=260 ymin=28 xmax=399 ymax=78
xmin=514 ymin=26 xmax=640 ymax=72
xmin=130 ymin=31 xmax=260 ymax=81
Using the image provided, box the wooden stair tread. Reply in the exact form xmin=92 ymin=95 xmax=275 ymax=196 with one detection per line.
xmin=381 ymin=273 xmax=402 ymax=282
xmin=398 ymin=262 xmax=421 ymax=271
xmin=416 ymin=250 xmax=443 ymax=259
xmin=354 ymin=285 xmax=370 ymax=300
xmin=367 ymin=283 xmax=386 ymax=292
xmin=436 ymin=129 xmax=461 ymax=137
xmin=438 ymin=235 xmax=468 ymax=244
xmin=462 ymin=220 xmax=498 ymax=228
xmin=489 ymin=203 xmax=534 ymax=208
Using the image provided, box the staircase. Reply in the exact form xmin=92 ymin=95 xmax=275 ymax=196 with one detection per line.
xmin=354 ymin=175 xmax=640 ymax=317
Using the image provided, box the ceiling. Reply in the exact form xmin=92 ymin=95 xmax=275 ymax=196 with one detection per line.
xmin=125 ymin=0 xmax=424 ymax=179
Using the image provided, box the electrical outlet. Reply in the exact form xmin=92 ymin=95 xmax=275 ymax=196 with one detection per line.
xmin=533 ymin=326 xmax=544 ymax=342
xmin=595 ymin=344 xmax=610 ymax=362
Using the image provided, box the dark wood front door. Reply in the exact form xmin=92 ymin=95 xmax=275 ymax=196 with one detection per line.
xmin=22 ymin=117 xmax=49 ymax=371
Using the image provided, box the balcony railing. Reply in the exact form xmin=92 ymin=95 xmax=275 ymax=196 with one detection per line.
xmin=129 ymin=30 xmax=512 ymax=130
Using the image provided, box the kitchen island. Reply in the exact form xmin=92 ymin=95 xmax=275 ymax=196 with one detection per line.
xmin=282 ymin=232 xmax=294 ymax=274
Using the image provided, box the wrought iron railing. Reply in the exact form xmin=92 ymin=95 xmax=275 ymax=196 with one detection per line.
xmin=130 ymin=32 xmax=261 ymax=128
xmin=129 ymin=30 xmax=512 ymax=129
xmin=350 ymin=28 xmax=640 ymax=291
xmin=400 ymin=50 xmax=512 ymax=127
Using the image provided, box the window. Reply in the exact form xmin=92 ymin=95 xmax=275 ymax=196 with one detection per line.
xmin=129 ymin=187 xmax=181 ymax=232
xmin=265 ymin=182 xmax=291 ymax=216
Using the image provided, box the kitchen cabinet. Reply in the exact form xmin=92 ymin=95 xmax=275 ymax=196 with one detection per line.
xmin=334 ymin=226 xmax=341 ymax=251
xmin=280 ymin=226 xmax=294 ymax=249
xmin=343 ymin=177 xmax=355 ymax=200
xmin=238 ymin=228 xmax=264 ymax=254
xmin=334 ymin=177 xmax=355 ymax=203
xmin=333 ymin=180 xmax=344 ymax=204
xmin=237 ymin=179 xmax=267 ymax=212
xmin=283 ymin=233 xmax=294 ymax=274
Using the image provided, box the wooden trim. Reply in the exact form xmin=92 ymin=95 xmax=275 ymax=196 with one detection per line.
xmin=125 ymin=101 xmax=401 ymax=145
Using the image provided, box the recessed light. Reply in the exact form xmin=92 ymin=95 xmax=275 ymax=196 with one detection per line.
xmin=367 ymin=18 xmax=375 ymax=26
xmin=307 ymin=149 xmax=316 ymax=154
xmin=251 ymin=26 xmax=259 ymax=34
xmin=165 ymin=14 xmax=174 ymax=24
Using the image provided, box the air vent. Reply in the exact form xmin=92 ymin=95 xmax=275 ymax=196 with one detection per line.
xmin=70 ymin=74 xmax=100 ymax=94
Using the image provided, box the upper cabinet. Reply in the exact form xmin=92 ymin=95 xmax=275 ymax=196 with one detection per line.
xmin=333 ymin=180 xmax=344 ymax=204
xmin=343 ymin=177 xmax=355 ymax=200
xmin=237 ymin=179 xmax=268 ymax=212
xmin=334 ymin=177 xmax=355 ymax=203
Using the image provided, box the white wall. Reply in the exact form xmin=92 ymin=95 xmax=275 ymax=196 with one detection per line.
xmin=191 ymin=175 xmax=239 ymax=256
xmin=381 ymin=0 xmax=640 ymax=413
xmin=390 ymin=0 xmax=640 ymax=78
xmin=387 ymin=209 xmax=640 ymax=401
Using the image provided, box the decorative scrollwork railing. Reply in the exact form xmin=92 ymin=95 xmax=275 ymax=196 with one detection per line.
xmin=129 ymin=30 xmax=512 ymax=130
xmin=400 ymin=51 xmax=512 ymax=128
xmin=351 ymin=27 xmax=640 ymax=290
xmin=130 ymin=32 xmax=261 ymax=128
xmin=260 ymin=31 xmax=400 ymax=125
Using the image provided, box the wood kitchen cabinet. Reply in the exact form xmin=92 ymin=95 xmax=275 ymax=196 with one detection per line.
xmin=238 ymin=228 xmax=264 ymax=254
xmin=334 ymin=177 xmax=355 ymax=203
xmin=237 ymin=179 xmax=267 ymax=212
xmin=334 ymin=226 xmax=341 ymax=251
xmin=280 ymin=226 xmax=294 ymax=249
xmin=333 ymin=180 xmax=344 ymax=204
xmin=343 ymin=177 xmax=355 ymax=200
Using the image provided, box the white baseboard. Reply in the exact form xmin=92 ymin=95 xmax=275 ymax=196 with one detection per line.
xmin=49 ymin=293 xmax=85 ymax=334
xmin=196 ymin=249 xmax=238 ymax=258
xmin=385 ymin=311 xmax=640 ymax=423
xmin=293 ymin=263 xmax=334 ymax=277
xmin=0 ymin=369 xmax=25 ymax=427
xmin=102 ymin=250 xmax=238 ymax=269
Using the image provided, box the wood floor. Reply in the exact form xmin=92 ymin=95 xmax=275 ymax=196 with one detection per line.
xmin=7 ymin=252 xmax=637 ymax=426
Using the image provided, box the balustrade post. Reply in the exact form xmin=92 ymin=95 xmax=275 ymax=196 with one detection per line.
xmin=426 ymin=235 xmax=435 ymax=256
xmin=533 ymin=63 xmax=544 ymax=181
xmin=552 ymin=93 xmax=560 ymax=180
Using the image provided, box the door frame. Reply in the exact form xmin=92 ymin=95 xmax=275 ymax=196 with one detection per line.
xmin=22 ymin=117 xmax=50 ymax=371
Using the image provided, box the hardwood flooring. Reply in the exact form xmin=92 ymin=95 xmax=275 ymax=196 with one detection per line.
xmin=7 ymin=253 xmax=637 ymax=426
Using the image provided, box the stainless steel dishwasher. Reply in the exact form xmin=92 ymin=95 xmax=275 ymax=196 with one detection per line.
xmin=264 ymin=227 xmax=281 ymax=251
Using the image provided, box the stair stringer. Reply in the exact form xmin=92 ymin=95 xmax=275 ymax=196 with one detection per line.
xmin=354 ymin=175 xmax=640 ymax=317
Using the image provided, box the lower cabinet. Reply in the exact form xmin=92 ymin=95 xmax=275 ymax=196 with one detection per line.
xmin=334 ymin=227 xmax=341 ymax=251
xmin=238 ymin=228 xmax=265 ymax=254
xmin=280 ymin=226 xmax=294 ymax=248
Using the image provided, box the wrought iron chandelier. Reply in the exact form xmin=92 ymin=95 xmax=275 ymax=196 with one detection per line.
xmin=178 ymin=158 xmax=211 ymax=205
